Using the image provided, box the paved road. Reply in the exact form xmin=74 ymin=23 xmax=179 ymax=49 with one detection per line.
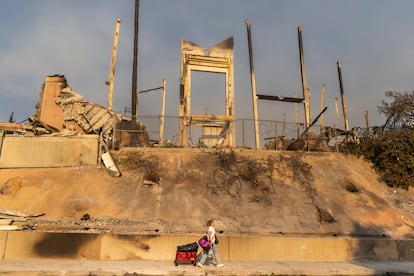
xmin=0 ymin=260 xmax=414 ymax=275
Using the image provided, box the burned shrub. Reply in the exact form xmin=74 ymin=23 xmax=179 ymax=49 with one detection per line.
xmin=317 ymin=207 xmax=335 ymax=224
xmin=342 ymin=177 xmax=359 ymax=193
xmin=216 ymin=150 xmax=237 ymax=171
xmin=120 ymin=152 xmax=161 ymax=184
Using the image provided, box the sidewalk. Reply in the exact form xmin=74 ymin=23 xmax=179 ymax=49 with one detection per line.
xmin=0 ymin=260 xmax=414 ymax=275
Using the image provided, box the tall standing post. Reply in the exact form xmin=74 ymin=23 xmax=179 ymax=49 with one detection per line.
xmin=337 ymin=60 xmax=349 ymax=131
xmin=298 ymin=26 xmax=311 ymax=129
xmin=294 ymin=93 xmax=300 ymax=139
xmin=131 ymin=0 xmax=140 ymax=122
xmin=159 ymin=79 xmax=166 ymax=144
xmin=107 ymin=18 xmax=122 ymax=111
xmin=306 ymin=87 xmax=311 ymax=122
xmin=245 ymin=19 xmax=260 ymax=149
xmin=320 ymin=82 xmax=325 ymax=134
xmin=335 ymin=97 xmax=341 ymax=129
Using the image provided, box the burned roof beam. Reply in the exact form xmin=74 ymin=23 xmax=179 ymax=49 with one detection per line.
xmin=300 ymin=106 xmax=328 ymax=138
xmin=138 ymin=86 xmax=163 ymax=94
xmin=257 ymin=94 xmax=304 ymax=103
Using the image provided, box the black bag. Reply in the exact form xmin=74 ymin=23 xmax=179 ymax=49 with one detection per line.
xmin=177 ymin=242 xmax=199 ymax=252
xmin=214 ymin=234 xmax=219 ymax=244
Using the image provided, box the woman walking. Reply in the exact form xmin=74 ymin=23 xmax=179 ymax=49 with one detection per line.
xmin=197 ymin=218 xmax=224 ymax=268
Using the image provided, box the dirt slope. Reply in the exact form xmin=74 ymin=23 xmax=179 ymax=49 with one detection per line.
xmin=1 ymin=148 xmax=413 ymax=238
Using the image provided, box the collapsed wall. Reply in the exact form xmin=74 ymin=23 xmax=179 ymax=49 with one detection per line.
xmin=34 ymin=74 xmax=122 ymax=135
xmin=0 ymin=75 xmax=149 ymax=148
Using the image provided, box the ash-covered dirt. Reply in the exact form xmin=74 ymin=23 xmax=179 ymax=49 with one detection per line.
xmin=1 ymin=148 xmax=413 ymax=238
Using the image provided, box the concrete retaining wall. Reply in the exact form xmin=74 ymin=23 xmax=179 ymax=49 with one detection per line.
xmin=0 ymin=135 xmax=99 ymax=168
xmin=0 ymin=232 xmax=413 ymax=262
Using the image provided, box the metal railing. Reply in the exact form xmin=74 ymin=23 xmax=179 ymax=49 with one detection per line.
xmin=134 ymin=115 xmax=336 ymax=149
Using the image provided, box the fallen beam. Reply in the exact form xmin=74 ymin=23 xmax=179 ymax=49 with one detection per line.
xmin=190 ymin=115 xmax=232 ymax=121
xmin=0 ymin=208 xmax=45 ymax=218
xmin=0 ymin=225 xmax=20 ymax=231
xmin=257 ymin=94 xmax=304 ymax=103
xmin=300 ymin=106 xmax=328 ymax=138
xmin=0 ymin=122 xmax=26 ymax=132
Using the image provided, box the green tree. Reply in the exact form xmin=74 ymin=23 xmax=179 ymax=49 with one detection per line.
xmin=360 ymin=129 xmax=414 ymax=190
xmin=378 ymin=91 xmax=414 ymax=130
xmin=358 ymin=91 xmax=414 ymax=190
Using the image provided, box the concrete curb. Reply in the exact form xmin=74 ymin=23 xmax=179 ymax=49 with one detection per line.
xmin=2 ymin=232 xmax=414 ymax=262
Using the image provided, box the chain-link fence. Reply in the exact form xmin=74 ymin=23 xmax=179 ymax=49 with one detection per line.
xmin=136 ymin=115 xmax=345 ymax=149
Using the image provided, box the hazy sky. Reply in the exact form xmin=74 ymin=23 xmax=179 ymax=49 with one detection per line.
xmin=1 ymin=0 xmax=414 ymax=135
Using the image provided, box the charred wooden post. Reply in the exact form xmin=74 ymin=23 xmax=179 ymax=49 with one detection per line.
xmin=337 ymin=60 xmax=349 ymax=131
xmin=0 ymin=130 xmax=4 ymax=159
xmin=335 ymin=97 xmax=341 ymax=129
xmin=245 ymin=19 xmax=260 ymax=149
xmin=320 ymin=83 xmax=325 ymax=135
xmin=159 ymin=79 xmax=166 ymax=144
xmin=107 ymin=18 xmax=121 ymax=111
xmin=131 ymin=0 xmax=139 ymax=122
xmin=365 ymin=110 xmax=370 ymax=136
xmin=298 ymin=26 xmax=311 ymax=129
xmin=295 ymin=93 xmax=300 ymax=139
xmin=137 ymin=84 xmax=165 ymax=143
xmin=307 ymin=87 xmax=311 ymax=121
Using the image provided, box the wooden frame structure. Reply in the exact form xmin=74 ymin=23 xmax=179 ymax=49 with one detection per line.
xmin=179 ymin=37 xmax=235 ymax=147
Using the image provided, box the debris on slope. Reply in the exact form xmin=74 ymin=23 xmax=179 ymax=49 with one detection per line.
xmin=1 ymin=149 xmax=414 ymax=237
xmin=0 ymin=207 xmax=45 ymax=231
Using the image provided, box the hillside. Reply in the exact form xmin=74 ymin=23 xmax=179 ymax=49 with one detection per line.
xmin=1 ymin=148 xmax=413 ymax=239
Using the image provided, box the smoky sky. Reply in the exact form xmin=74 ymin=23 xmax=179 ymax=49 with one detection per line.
xmin=1 ymin=0 xmax=414 ymax=133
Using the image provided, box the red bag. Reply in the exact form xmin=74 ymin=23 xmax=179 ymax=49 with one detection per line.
xmin=175 ymin=251 xmax=197 ymax=263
